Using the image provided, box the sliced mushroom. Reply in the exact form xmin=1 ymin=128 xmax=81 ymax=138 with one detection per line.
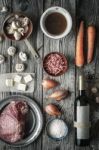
xmin=7 ymin=46 xmax=16 ymax=56
xmin=19 ymin=51 xmax=27 ymax=62
xmin=22 ymin=17 xmax=29 ymax=27
xmin=14 ymin=31 xmax=21 ymax=40
xmin=15 ymin=63 xmax=25 ymax=72
xmin=18 ymin=28 xmax=25 ymax=36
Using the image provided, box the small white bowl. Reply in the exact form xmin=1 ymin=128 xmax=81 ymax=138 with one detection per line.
xmin=40 ymin=6 xmax=72 ymax=39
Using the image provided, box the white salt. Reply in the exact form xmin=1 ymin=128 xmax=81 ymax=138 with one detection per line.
xmin=47 ymin=119 xmax=68 ymax=139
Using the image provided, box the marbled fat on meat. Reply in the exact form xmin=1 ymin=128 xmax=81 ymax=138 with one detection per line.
xmin=0 ymin=101 xmax=28 ymax=143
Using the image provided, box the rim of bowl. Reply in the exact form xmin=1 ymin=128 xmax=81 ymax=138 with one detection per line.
xmin=40 ymin=6 xmax=72 ymax=39
xmin=43 ymin=52 xmax=68 ymax=76
xmin=3 ymin=12 xmax=33 ymax=41
xmin=0 ymin=95 xmax=43 ymax=147
xmin=46 ymin=118 xmax=68 ymax=141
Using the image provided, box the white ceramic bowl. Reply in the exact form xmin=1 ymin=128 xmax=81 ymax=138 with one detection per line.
xmin=40 ymin=6 xmax=72 ymax=39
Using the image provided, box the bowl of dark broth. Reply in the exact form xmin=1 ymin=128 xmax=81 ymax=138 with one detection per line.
xmin=40 ymin=7 xmax=72 ymax=39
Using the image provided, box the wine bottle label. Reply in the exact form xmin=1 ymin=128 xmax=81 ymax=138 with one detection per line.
xmin=74 ymin=105 xmax=90 ymax=139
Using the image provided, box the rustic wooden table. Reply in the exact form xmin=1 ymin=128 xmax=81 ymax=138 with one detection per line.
xmin=0 ymin=0 xmax=99 ymax=150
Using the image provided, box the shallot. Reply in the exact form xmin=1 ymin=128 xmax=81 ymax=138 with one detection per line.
xmin=45 ymin=104 xmax=61 ymax=116
xmin=42 ymin=79 xmax=59 ymax=90
xmin=47 ymin=89 xmax=69 ymax=101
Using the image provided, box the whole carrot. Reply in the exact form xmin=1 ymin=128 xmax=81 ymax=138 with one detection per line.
xmin=87 ymin=26 xmax=96 ymax=63
xmin=75 ymin=21 xmax=84 ymax=67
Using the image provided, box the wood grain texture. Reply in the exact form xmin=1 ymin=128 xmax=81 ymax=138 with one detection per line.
xmin=42 ymin=0 xmax=75 ymax=150
xmin=0 ymin=0 xmax=99 ymax=150
xmin=76 ymin=0 xmax=99 ymax=150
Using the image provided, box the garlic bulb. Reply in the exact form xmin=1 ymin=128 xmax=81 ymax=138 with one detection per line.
xmin=15 ymin=63 xmax=25 ymax=72
xmin=45 ymin=104 xmax=61 ymax=116
xmin=18 ymin=28 xmax=24 ymax=36
xmin=19 ymin=52 xmax=27 ymax=62
xmin=47 ymin=89 xmax=69 ymax=101
xmin=7 ymin=46 xmax=16 ymax=56
xmin=42 ymin=79 xmax=59 ymax=90
xmin=22 ymin=17 xmax=29 ymax=27
xmin=14 ymin=31 xmax=21 ymax=40
xmin=0 ymin=55 xmax=5 ymax=64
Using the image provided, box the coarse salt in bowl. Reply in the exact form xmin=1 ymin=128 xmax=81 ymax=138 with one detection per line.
xmin=46 ymin=118 xmax=68 ymax=140
xmin=43 ymin=52 xmax=68 ymax=76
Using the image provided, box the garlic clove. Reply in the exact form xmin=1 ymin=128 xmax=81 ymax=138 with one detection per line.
xmin=47 ymin=90 xmax=69 ymax=101
xmin=19 ymin=51 xmax=27 ymax=62
xmin=45 ymin=104 xmax=61 ymax=116
xmin=7 ymin=46 xmax=16 ymax=56
xmin=14 ymin=31 xmax=21 ymax=40
xmin=0 ymin=55 xmax=5 ymax=64
xmin=18 ymin=28 xmax=25 ymax=36
xmin=42 ymin=79 xmax=59 ymax=90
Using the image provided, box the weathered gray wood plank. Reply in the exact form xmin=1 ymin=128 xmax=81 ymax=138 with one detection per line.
xmin=0 ymin=0 xmax=99 ymax=150
xmin=42 ymin=0 xmax=75 ymax=150
xmin=76 ymin=0 xmax=99 ymax=150
xmin=0 ymin=0 xmax=12 ymax=149
xmin=0 ymin=0 xmax=43 ymax=150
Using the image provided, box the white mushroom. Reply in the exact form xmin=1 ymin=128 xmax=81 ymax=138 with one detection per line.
xmin=15 ymin=20 xmax=21 ymax=28
xmin=6 ymin=25 xmax=15 ymax=34
xmin=22 ymin=17 xmax=29 ymax=27
xmin=18 ymin=28 xmax=24 ymax=36
xmin=7 ymin=46 xmax=16 ymax=56
xmin=0 ymin=55 xmax=5 ymax=64
xmin=11 ymin=21 xmax=18 ymax=30
xmin=24 ymin=26 xmax=28 ymax=33
xmin=14 ymin=31 xmax=21 ymax=40
xmin=19 ymin=51 xmax=27 ymax=62
xmin=15 ymin=15 xmax=19 ymax=19
xmin=15 ymin=63 xmax=25 ymax=72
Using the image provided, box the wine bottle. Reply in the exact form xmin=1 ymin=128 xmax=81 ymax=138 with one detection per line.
xmin=74 ymin=75 xmax=91 ymax=146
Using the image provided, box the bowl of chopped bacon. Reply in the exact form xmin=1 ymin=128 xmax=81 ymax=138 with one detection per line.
xmin=43 ymin=52 xmax=68 ymax=76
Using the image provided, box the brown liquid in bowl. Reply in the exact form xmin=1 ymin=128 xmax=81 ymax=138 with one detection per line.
xmin=45 ymin=12 xmax=67 ymax=35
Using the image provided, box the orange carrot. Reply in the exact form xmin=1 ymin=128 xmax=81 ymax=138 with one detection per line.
xmin=87 ymin=26 xmax=96 ymax=63
xmin=75 ymin=21 xmax=84 ymax=67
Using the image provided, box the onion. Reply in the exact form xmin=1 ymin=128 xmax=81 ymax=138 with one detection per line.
xmin=45 ymin=104 xmax=61 ymax=116
xmin=47 ymin=90 xmax=69 ymax=101
xmin=42 ymin=79 xmax=59 ymax=90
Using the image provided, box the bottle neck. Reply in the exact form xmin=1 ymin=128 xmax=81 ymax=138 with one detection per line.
xmin=79 ymin=90 xmax=85 ymax=96
xmin=78 ymin=75 xmax=86 ymax=96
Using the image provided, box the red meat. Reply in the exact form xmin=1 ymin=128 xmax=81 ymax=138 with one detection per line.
xmin=0 ymin=101 xmax=28 ymax=143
